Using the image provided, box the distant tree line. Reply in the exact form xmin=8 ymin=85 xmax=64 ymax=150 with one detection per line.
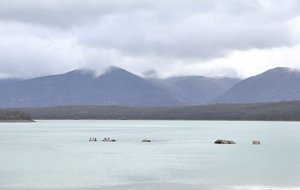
xmin=14 ymin=101 xmax=300 ymax=121
xmin=0 ymin=110 xmax=32 ymax=121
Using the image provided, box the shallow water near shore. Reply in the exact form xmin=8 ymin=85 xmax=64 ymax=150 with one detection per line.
xmin=0 ymin=120 xmax=300 ymax=190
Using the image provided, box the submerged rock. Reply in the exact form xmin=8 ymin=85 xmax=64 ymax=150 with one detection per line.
xmin=253 ymin=140 xmax=261 ymax=145
xmin=214 ymin=139 xmax=236 ymax=144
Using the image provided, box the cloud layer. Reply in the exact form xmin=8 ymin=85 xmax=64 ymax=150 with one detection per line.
xmin=0 ymin=0 xmax=300 ymax=78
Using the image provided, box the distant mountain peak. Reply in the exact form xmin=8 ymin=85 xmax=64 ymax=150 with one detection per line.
xmin=102 ymin=66 xmax=138 ymax=77
xmin=261 ymin=67 xmax=298 ymax=75
xmin=65 ymin=69 xmax=96 ymax=77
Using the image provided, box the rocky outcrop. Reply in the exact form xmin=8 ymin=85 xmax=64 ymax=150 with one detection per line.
xmin=214 ymin=139 xmax=236 ymax=144
xmin=102 ymin=138 xmax=116 ymax=142
xmin=89 ymin=137 xmax=97 ymax=142
xmin=253 ymin=140 xmax=261 ymax=145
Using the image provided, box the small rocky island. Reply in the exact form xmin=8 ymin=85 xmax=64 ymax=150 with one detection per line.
xmin=0 ymin=110 xmax=33 ymax=122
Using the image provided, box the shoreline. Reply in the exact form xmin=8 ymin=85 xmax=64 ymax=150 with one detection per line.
xmin=92 ymin=184 xmax=300 ymax=190
xmin=2 ymin=184 xmax=300 ymax=190
xmin=31 ymin=119 xmax=300 ymax=123
xmin=0 ymin=120 xmax=35 ymax=123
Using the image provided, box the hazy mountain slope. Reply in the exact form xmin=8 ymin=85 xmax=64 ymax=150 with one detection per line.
xmin=165 ymin=76 xmax=228 ymax=104
xmin=0 ymin=70 xmax=96 ymax=107
xmin=0 ymin=67 xmax=181 ymax=107
xmin=212 ymin=78 xmax=242 ymax=90
xmin=0 ymin=67 xmax=242 ymax=107
xmin=148 ymin=76 xmax=241 ymax=105
xmin=214 ymin=67 xmax=300 ymax=103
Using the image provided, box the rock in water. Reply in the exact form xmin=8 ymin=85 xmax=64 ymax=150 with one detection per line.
xmin=102 ymin=138 xmax=116 ymax=142
xmin=253 ymin=140 xmax=261 ymax=145
xmin=214 ymin=139 xmax=236 ymax=144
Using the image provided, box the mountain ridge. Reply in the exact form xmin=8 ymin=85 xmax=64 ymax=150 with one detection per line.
xmin=2 ymin=66 xmax=300 ymax=107
xmin=213 ymin=67 xmax=300 ymax=104
xmin=0 ymin=66 xmax=240 ymax=107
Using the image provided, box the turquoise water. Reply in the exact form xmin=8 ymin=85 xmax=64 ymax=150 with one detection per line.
xmin=0 ymin=120 xmax=300 ymax=189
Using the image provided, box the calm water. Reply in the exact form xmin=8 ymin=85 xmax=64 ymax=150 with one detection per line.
xmin=0 ymin=120 xmax=300 ymax=190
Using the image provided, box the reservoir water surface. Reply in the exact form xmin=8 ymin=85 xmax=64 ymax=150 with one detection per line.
xmin=0 ymin=120 xmax=300 ymax=190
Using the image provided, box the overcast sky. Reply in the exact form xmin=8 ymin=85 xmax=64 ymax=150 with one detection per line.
xmin=1 ymin=0 xmax=300 ymax=79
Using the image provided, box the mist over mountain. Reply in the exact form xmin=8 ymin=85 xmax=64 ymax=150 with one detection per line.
xmin=214 ymin=67 xmax=300 ymax=104
xmin=2 ymin=66 xmax=300 ymax=107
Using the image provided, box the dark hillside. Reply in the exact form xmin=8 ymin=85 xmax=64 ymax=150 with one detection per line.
xmin=17 ymin=101 xmax=300 ymax=121
xmin=0 ymin=110 xmax=32 ymax=121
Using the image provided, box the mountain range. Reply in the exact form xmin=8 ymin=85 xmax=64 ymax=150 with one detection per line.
xmin=0 ymin=66 xmax=299 ymax=107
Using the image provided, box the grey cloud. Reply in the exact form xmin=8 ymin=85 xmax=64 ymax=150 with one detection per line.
xmin=77 ymin=3 xmax=293 ymax=59
xmin=0 ymin=0 xmax=160 ymax=27
xmin=1 ymin=0 xmax=297 ymax=27
xmin=0 ymin=0 xmax=300 ymax=78
xmin=0 ymin=22 xmax=84 ymax=78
